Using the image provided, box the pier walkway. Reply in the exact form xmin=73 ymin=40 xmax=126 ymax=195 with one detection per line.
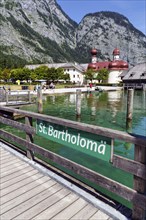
xmin=0 ymin=142 xmax=128 ymax=220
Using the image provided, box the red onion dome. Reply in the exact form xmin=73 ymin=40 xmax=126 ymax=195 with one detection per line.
xmin=119 ymin=61 xmax=129 ymax=69
xmin=109 ymin=60 xmax=128 ymax=69
xmin=113 ymin=48 xmax=120 ymax=55
xmin=91 ymin=48 xmax=97 ymax=56
xmin=88 ymin=63 xmax=97 ymax=70
xmin=109 ymin=61 xmax=120 ymax=69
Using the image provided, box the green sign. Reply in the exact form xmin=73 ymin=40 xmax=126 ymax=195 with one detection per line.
xmin=36 ymin=119 xmax=112 ymax=162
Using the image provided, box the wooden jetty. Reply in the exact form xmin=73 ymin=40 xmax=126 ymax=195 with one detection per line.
xmin=0 ymin=90 xmax=34 ymax=106
xmin=0 ymin=142 xmax=128 ymax=220
xmin=0 ymin=90 xmax=35 ymax=119
xmin=0 ymin=106 xmax=146 ymax=219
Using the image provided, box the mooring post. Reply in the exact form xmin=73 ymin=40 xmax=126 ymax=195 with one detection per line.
xmin=126 ymin=88 xmax=134 ymax=120
xmin=132 ymin=144 xmax=146 ymax=219
xmin=5 ymin=90 xmax=8 ymax=105
xmin=126 ymin=89 xmax=134 ymax=129
xmin=28 ymin=90 xmax=31 ymax=103
xmin=143 ymin=90 xmax=145 ymax=109
xmin=76 ymin=89 xmax=81 ymax=117
xmin=37 ymin=87 xmax=43 ymax=113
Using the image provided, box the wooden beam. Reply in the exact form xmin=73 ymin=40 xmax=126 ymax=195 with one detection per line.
xmin=0 ymin=116 xmax=35 ymax=135
xmin=0 ymin=116 xmax=35 ymax=134
xmin=113 ymin=155 xmax=146 ymax=180
xmin=0 ymin=106 xmax=146 ymax=147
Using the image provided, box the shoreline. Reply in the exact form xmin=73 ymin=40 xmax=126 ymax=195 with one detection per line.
xmin=40 ymin=86 xmax=123 ymax=95
xmin=0 ymin=86 xmax=123 ymax=106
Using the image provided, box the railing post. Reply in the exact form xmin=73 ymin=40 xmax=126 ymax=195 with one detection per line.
xmin=132 ymin=144 xmax=146 ymax=219
xmin=25 ymin=116 xmax=34 ymax=160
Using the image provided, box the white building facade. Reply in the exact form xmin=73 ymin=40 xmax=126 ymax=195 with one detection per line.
xmin=25 ymin=63 xmax=86 ymax=85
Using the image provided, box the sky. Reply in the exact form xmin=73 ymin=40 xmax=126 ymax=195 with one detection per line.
xmin=57 ymin=0 xmax=146 ymax=35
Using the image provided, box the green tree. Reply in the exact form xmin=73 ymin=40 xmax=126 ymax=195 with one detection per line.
xmin=34 ymin=65 xmax=48 ymax=80
xmin=0 ymin=68 xmax=3 ymax=80
xmin=84 ymin=69 xmax=96 ymax=82
xmin=96 ymin=68 xmax=109 ymax=83
xmin=30 ymin=70 xmax=37 ymax=81
xmin=47 ymin=68 xmax=57 ymax=81
xmin=2 ymin=68 xmax=11 ymax=82
xmin=55 ymin=68 xmax=66 ymax=81
xmin=21 ymin=68 xmax=31 ymax=81
xmin=44 ymin=67 xmax=67 ymax=82
xmin=10 ymin=68 xmax=22 ymax=81
xmin=63 ymin=73 xmax=70 ymax=81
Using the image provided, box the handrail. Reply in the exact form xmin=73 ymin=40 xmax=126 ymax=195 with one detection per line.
xmin=0 ymin=106 xmax=146 ymax=146
xmin=0 ymin=105 xmax=146 ymax=219
xmin=0 ymin=91 xmax=32 ymax=105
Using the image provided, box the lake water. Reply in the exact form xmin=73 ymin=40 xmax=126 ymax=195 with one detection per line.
xmin=41 ymin=90 xmax=146 ymax=135
xmin=24 ymin=89 xmax=146 ymax=160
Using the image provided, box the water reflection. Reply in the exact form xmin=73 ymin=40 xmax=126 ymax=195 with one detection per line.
xmin=22 ymin=90 xmax=146 ymax=136
xmin=107 ymin=91 xmax=122 ymax=122
xmin=40 ymin=91 xmax=145 ymax=132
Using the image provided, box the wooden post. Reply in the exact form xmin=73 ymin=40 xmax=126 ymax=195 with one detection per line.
xmin=143 ymin=90 xmax=145 ymax=109
xmin=132 ymin=144 xmax=146 ymax=219
xmin=28 ymin=90 xmax=31 ymax=103
xmin=126 ymin=89 xmax=134 ymax=121
xmin=25 ymin=116 xmax=34 ymax=160
xmin=76 ymin=89 xmax=81 ymax=117
xmin=6 ymin=91 xmax=8 ymax=105
xmin=37 ymin=88 xmax=43 ymax=113
xmin=126 ymin=89 xmax=134 ymax=130
xmin=16 ymin=91 xmax=19 ymax=103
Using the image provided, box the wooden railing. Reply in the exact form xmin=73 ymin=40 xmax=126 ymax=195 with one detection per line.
xmin=0 ymin=105 xmax=146 ymax=219
xmin=0 ymin=90 xmax=32 ymax=104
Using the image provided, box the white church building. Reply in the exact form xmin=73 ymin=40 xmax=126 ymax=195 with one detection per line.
xmin=88 ymin=48 xmax=129 ymax=84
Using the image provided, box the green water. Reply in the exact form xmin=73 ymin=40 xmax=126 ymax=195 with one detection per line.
xmin=23 ymin=89 xmax=146 ymax=160
xmin=2 ymin=90 xmax=146 ymax=208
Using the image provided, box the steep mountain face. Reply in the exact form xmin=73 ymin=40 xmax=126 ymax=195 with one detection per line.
xmin=0 ymin=0 xmax=78 ymax=66
xmin=0 ymin=0 xmax=146 ymax=68
xmin=76 ymin=12 xmax=146 ymax=64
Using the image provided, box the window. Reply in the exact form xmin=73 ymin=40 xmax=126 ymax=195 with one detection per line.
xmin=141 ymin=71 xmax=146 ymax=77
xmin=129 ymin=72 xmax=135 ymax=77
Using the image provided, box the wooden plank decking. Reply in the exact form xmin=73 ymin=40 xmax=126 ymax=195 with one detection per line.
xmin=0 ymin=144 xmax=127 ymax=220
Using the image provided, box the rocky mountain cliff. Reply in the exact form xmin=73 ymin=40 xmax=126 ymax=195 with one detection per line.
xmin=0 ymin=0 xmax=146 ymax=68
xmin=76 ymin=12 xmax=146 ymax=65
xmin=0 ymin=0 xmax=78 ymax=67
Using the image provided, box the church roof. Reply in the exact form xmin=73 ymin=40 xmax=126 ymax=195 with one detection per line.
xmin=25 ymin=63 xmax=86 ymax=73
xmin=88 ymin=61 xmax=110 ymax=71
